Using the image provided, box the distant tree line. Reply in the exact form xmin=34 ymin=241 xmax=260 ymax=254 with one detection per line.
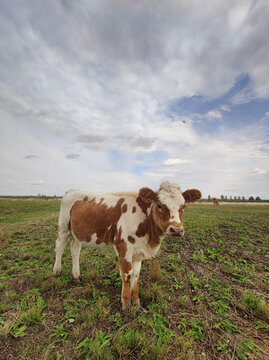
xmin=0 ymin=194 xmax=61 ymax=199
xmin=206 ymin=195 xmax=266 ymax=202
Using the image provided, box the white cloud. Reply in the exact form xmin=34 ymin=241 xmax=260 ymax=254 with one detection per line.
xmin=31 ymin=180 xmax=45 ymax=185
xmin=253 ymin=168 xmax=267 ymax=176
xmin=206 ymin=110 xmax=222 ymax=120
xmin=162 ymin=158 xmax=190 ymax=166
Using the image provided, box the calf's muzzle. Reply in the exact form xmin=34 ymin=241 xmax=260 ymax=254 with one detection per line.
xmin=167 ymin=225 xmax=184 ymax=237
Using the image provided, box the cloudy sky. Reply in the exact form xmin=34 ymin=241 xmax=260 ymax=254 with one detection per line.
xmin=0 ymin=0 xmax=269 ymax=199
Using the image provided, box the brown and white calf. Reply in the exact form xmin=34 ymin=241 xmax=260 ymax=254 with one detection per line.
xmin=213 ymin=197 xmax=219 ymax=206
xmin=53 ymin=182 xmax=201 ymax=310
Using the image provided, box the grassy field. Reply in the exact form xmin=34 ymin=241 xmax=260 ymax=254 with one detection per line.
xmin=0 ymin=199 xmax=268 ymax=360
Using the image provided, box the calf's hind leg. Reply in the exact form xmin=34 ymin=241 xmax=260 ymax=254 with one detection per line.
xmin=70 ymin=238 xmax=82 ymax=281
xmin=53 ymin=229 xmax=69 ymax=277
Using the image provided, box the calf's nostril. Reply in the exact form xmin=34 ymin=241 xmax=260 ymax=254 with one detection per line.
xmin=169 ymin=226 xmax=184 ymax=236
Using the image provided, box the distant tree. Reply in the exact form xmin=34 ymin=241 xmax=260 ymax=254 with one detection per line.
xmin=208 ymin=195 xmax=211 ymax=200
xmin=249 ymin=196 xmax=254 ymax=201
xmin=230 ymin=196 xmax=233 ymax=201
xmin=38 ymin=193 xmax=41 ymax=197
xmin=255 ymin=196 xmax=261 ymax=201
xmin=234 ymin=196 xmax=237 ymax=201
xmin=242 ymin=196 xmax=245 ymax=201
xmin=237 ymin=196 xmax=241 ymax=201
xmin=224 ymin=196 xmax=227 ymax=201
xmin=220 ymin=195 xmax=224 ymax=201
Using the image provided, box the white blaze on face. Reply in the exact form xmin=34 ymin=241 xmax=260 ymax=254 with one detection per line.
xmin=158 ymin=181 xmax=185 ymax=224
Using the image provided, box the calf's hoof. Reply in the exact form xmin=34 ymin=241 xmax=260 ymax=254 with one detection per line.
xmin=121 ymin=298 xmax=131 ymax=311
xmin=132 ymin=298 xmax=140 ymax=306
xmin=73 ymin=274 xmax=83 ymax=284
xmin=53 ymin=269 xmax=61 ymax=277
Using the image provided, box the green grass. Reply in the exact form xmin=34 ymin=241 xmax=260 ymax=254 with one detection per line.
xmin=0 ymin=199 xmax=269 ymax=359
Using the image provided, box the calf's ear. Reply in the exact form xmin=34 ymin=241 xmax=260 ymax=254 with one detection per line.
xmin=139 ymin=187 xmax=157 ymax=203
xmin=182 ymin=189 xmax=202 ymax=203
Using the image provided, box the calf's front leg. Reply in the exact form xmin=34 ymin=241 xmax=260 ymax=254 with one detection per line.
xmin=130 ymin=260 xmax=141 ymax=305
xmin=119 ymin=258 xmax=133 ymax=310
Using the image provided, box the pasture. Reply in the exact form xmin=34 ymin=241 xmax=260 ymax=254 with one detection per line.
xmin=0 ymin=199 xmax=268 ymax=360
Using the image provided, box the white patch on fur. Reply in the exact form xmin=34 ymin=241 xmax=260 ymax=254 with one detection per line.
xmin=124 ymin=268 xmax=133 ymax=281
xmin=158 ymin=182 xmax=185 ymax=222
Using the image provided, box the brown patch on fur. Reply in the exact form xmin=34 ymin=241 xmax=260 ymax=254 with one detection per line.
xmin=136 ymin=196 xmax=151 ymax=215
xmin=70 ymin=197 xmax=125 ymax=245
xmin=136 ymin=187 xmax=157 ymax=214
xmin=135 ymin=208 xmax=163 ymax=248
xmin=153 ymin=203 xmax=170 ymax=233
xmin=131 ymin=281 xmax=139 ymax=304
xmin=116 ymin=240 xmax=127 ymax=259
xmin=120 ymin=258 xmax=132 ymax=275
xmin=147 ymin=210 xmax=163 ymax=248
xmin=122 ymin=204 xmax=128 ymax=213
xmin=114 ymin=227 xmax=130 ymax=264
xmin=182 ymin=189 xmax=201 ymax=203
xmin=132 ymin=206 xmax=136 ymax=213
xmin=136 ymin=218 xmax=148 ymax=238
xmin=128 ymin=235 xmax=135 ymax=244
xmin=83 ymin=196 xmax=88 ymax=201
xmin=179 ymin=206 xmax=185 ymax=222
xmin=139 ymin=187 xmax=157 ymax=203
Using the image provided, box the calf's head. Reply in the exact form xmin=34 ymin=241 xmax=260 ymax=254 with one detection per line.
xmin=139 ymin=181 xmax=201 ymax=237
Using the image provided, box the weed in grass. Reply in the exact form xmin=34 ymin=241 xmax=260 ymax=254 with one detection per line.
xmin=0 ymin=281 xmax=8 ymax=291
xmin=256 ymin=320 xmax=269 ymax=331
xmin=178 ymin=319 xmax=205 ymax=341
xmin=241 ymin=291 xmax=269 ymax=319
xmin=173 ymin=334 xmax=195 ymax=360
xmin=1 ymin=289 xmax=20 ymax=305
xmin=109 ymin=312 xmax=123 ymax=329
xmin=150 ymin=258 xmax=162 ymax=282
xmin=177 ymin=295 xmax=187 ymax=307
xmin=216 ymin=339 xmax=230 ymax=353
xmin=75 ymin=330 xmax=113 ymax=360
xmin=192 ymin=249 xmax=208 ymax=263
xmin=71 ymin=322 xmax=87 ymax=342
xmin=192 ymin=294 xmax=204 ymax=302
xmin=236 ymin=339 xmax=259 ymax=359
xmin=50 ymin=323 xmax=68 ymax=343
xmin=151 ymin=312 xmax=175 ymax=345
xmin=0 ymin=319 xmax=13 ymax=338
xmin=19 ymin=290 xmax=46 ymax=325
xmin=9 ymin=322 xmax=27 ymax=338
xmin=113 ymin=328 xmax=145 ymax=356
xmin=140 ymin=282 xmax=164 ymax=304
xmin=214 ymin=319 xmax=240 ymax=334
xmin=169 ymin=275 xmax=183 ymax=292
xmin=0 ymin=225 xmax=10 ymax=241
xmin=210 ymin=299 xmax=230 ymax=317
xmin=40 ymin=276 xmax=65 ymax=292
xmin=189 ymin=272 xmax=199 ymax=292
